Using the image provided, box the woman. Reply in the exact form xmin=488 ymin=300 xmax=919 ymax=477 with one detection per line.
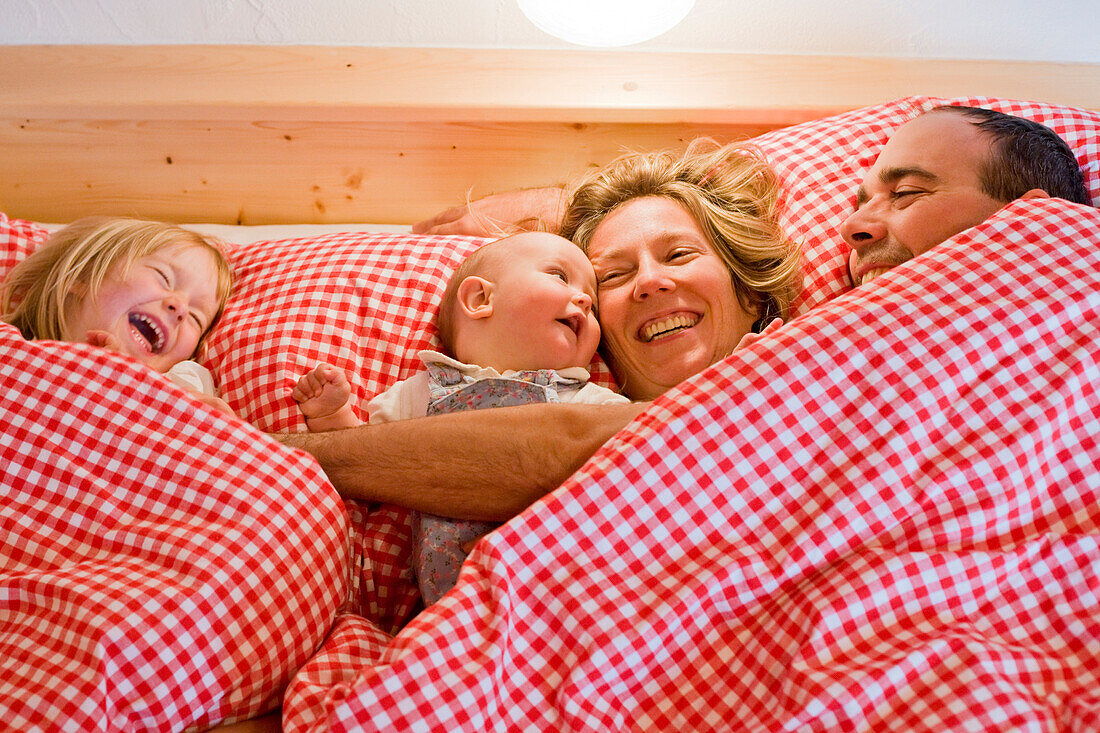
xmin=279 ymin=139 xmax=802 ymax=518
xmin=562 ymin=139 xmax=800 ymax=400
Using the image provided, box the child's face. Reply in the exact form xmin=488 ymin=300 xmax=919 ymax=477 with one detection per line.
xmin=479 ymin=232 xmax=601 ymax=371
xmin=63 ymin=242 xmax=222 ymax=373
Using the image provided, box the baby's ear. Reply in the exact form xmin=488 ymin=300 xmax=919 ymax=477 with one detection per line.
xmin=456 ymin=276 xmax=494 ymax=320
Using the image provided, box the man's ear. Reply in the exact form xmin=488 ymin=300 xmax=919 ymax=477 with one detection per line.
xmin=456 ymin=276 xmax=494 ymax=320
xmin=1019 ymin=188 xmax=1049 ymax=201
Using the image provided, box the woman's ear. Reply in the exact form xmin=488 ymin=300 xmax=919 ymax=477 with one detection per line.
xmin=456 ymin=276 xmax=494 ymax=320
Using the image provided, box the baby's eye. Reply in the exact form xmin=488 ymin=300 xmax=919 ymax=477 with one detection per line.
xmin=547 ymin=268 xmax=568 ymax=282
xmin=190 ymin=312 xmax=206 ymax=330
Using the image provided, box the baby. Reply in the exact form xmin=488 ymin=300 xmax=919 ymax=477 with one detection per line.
xmin=1 ymin=217 xmax=234 ymax=414
xmin=294 ymin=231 xmax=630 ymax=604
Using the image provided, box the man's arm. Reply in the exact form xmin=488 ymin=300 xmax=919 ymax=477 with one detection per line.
xmin=276 ymin=401 xmax=646 ymax=521
xmin=411 ymin=187 xmax=569 ymax=237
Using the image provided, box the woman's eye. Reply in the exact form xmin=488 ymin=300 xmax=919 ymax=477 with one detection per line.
xmin=153 ymin=267 xmax=170 ymax=285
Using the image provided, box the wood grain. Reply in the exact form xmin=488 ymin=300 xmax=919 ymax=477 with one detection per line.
xmin=1 ymin=46 xmax=1096 ymax=224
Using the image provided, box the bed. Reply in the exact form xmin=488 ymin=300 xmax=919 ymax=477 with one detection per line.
xmin=2 ymin=46 xmax=1099 ymax=732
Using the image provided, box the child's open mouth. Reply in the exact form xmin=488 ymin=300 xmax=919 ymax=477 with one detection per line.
xmin=128 ymin=313 xmax=165 ymax=354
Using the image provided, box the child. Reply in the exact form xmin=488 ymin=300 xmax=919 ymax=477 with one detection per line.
xmin=1 ymin=217 xmax=235 ymax=414
xmin=293 ymin=231 xmax=630 ymax=604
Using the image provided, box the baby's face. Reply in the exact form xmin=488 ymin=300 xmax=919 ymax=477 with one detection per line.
xmin=480 ymin=232 xmax=601 ymax=372
xmin=63 ymin=242 xmax=222 ymax=373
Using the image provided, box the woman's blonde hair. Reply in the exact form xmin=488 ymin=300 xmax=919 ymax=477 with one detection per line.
xmin=1 ymin=217 xmax=233 ymax=350
xmin=560 ymin=138 xmax=802 ymax=321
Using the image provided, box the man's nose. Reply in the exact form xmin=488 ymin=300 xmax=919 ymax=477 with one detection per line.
xmin=839 ymin=206 xmax=886 ymax=250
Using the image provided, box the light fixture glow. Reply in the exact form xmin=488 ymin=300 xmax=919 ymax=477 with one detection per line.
xmin=517 ymin=0 xmax=696 ymax=48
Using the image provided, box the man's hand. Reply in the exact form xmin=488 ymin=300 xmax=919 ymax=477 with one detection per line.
xmin=412 ymin=188 xmax=569 ymax=237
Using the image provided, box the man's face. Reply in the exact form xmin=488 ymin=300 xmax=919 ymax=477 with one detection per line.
xmin=841 ymin=112 xmax=1009 ymax=287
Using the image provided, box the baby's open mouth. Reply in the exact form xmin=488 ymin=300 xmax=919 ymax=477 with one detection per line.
xmin=557 ymin=314 xmax=583 ymax=337
xmin=129 ymin=313 xmax=165 ymax=353
xmin=640 ymin=314 xmax=699 ymax=343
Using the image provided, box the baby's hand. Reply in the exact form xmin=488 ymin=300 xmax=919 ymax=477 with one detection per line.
xmin=86 ymin=329 xmax=124 ymax=354
xmin=292 ymin=363 xmax=358 ymax=431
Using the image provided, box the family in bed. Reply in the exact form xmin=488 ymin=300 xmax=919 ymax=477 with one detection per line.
xmin=2 ymin=104 xmax=1093 ymax=733
xmin=1 ymin=105 xmax=1089 ymax=617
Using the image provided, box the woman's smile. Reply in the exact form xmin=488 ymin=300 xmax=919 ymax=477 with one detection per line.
xmin=639 ymin=311 xmax=701 ymax=343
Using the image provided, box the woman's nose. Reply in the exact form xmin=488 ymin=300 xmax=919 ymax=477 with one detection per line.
xmin=839 ymin=206 xmax=887 ymax=250
xmin=632 ymin=260 xmax=674 ymax=299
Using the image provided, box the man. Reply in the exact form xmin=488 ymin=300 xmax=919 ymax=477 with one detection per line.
xmin=281 ymin=106 xmax=1089 ymax=520
xmin=842 ymin=106 xmax=1090 ymax=288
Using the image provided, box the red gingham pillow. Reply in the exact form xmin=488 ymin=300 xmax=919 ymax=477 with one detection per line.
xmin=0 ymin=213 xmax=48 ymax=282
xmin=208 ymin=232 xmax=487 ymax=431
xmin=757 ymin=95 xmax=1100 ymax=314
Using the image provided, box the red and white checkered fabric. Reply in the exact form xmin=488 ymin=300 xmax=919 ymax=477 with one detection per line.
xmin=288 ymin=198 xmax=1100 ymax=732
xmin=0 ymin=321 xmax=348 ymax=730
xmin=210 ymin=233 xmax=490 ymax=636
xmin=280 ymin=97 xmax=1100 ymax=731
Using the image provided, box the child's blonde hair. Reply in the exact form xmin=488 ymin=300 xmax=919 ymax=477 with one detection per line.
xmin=1 ymin=217 xmax=234 ymax=351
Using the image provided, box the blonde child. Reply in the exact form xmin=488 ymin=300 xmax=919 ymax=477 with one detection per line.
xmin=293 ymin=231 xmax=630 ymax=604
xmin=1 ymin=217 xmax=235 ymax=414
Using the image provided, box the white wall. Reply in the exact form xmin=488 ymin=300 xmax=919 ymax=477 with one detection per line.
xmin=1 ymin=0 xmax=1097 ymax=64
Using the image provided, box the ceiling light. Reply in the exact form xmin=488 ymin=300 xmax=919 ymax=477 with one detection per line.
xmin=517 ymin=0 xmax=696 ymax=48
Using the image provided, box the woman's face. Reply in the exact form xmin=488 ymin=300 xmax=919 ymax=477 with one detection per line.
xmin=586 ymin=196 xmax=756 ymax=401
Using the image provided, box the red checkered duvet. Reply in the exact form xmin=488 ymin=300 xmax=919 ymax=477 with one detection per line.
xmin=0 ymin=326 xmax=348 ymax=729
xmin=2 ymin=96 xmax=1098 ymax=731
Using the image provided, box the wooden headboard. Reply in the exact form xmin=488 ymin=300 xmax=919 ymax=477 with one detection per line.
xmin=1 ymin=45 xmax=1097 ymax=226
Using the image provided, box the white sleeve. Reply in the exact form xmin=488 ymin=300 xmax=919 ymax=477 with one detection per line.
xmin=565 ymin=382 xmax=632 ymax=405
xmin=166 ymin=360 xmax=217 ymax=396
xmin=365 ymin=371 xmax=430 ymax=423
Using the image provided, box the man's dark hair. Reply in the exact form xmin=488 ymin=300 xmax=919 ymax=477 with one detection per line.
xmin=930 ymin=105 xmax=1091 ymax=206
